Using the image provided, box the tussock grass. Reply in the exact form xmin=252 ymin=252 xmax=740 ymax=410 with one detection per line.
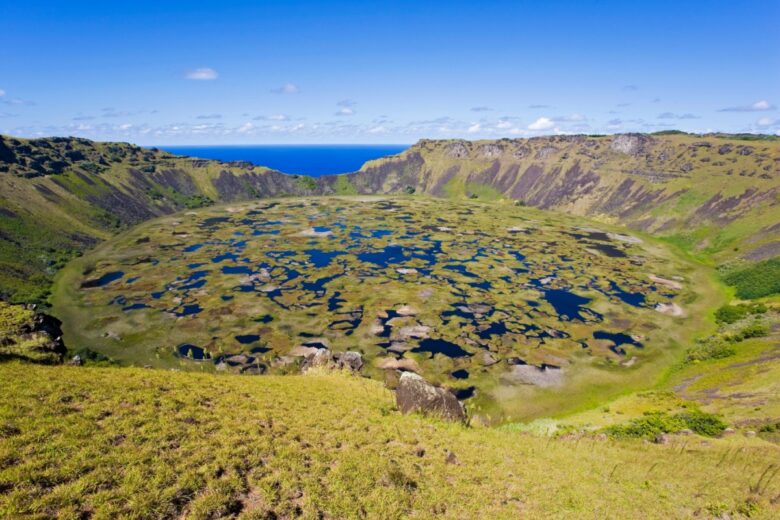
xmin=1 ymin=362 xmax=778 ymax=518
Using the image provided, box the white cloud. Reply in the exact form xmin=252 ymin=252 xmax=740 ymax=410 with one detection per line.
xmin=185 ymin=68 xmax=218 ymax=80
xmin=368 ymin=126 xmax=386 ymax=134
xmin=757 ymin=117 xmax=777 ymax=127
xmin=496 ymin=120 xmax=512 ymax=129
xmin=271 ymin=83 xmax=300 ymax=94
xmin=719 ymin=99 xmax=776 ymax=112
xmin=470 ymin=106 xmax=492 ymax=112
xmin=335 ymin=107 xmax=355 ymax=116
xmin=528 ymin=117 xmax=554 ymax=130
xmin=254 ymin=113 xmax=291 ymax=121
xmin=467 ymin=123 xmax=481 ymax=133
xmin=0 ymin=89 xmax=5 ymax=97
xmin=4 ymin=98 xmax=35 ymax=106
xmin=118 ymin=123 xmax=132 ymax=130
xmin=237 ymin=122 xmax=254 ymax=133
xmin=657 ymin=112 xmax=700 ymax=120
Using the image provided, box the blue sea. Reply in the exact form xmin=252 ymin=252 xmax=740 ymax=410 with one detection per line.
xmin=157 ymin=145 xmax=409 ymax=177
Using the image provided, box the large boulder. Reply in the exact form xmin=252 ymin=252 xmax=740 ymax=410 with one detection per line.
xmin=395 ymin=372 xmax=465 ymax=422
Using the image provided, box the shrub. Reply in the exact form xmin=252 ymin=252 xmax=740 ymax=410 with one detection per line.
xmin=723 ymin=258 xmax=780 ymax=299
xmin=685 ymin=337 xmax=736 ymax=362
xmin=730 ymin=321 xmax=769 ymax=341
xmin=677 ymin=409 xmax=727 ymax=437
xmin=715 ymin=303 xmax=767 ymax=324
xmin=297 ymin=176 xmax=317 ymax=191
xmin=605 ymin=410 xmax=727 ymax=439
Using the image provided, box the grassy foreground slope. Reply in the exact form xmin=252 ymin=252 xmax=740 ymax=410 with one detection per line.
xmin=1 ymin=362 xmax=778 ymax=519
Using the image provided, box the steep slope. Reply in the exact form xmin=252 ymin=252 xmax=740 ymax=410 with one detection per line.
xmin=338 ymin=133 xmax=780 ymax=268
xmin=0 ymin=136 xmax=319 ymax=302
xmin=1 ymin=132 xmax=779 ymax=303
xmin=1 ymin=362 xmax=777 ymax=518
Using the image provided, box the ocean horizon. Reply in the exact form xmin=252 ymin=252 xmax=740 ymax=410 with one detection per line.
xmin=157 ymin=144 xmax=410 ymax=177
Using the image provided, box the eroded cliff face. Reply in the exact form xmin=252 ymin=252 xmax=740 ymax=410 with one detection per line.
xmin=1 ymin=132 xmax=778 ymax=302
xmin=0 ymin=135 xmax=320 ymax=301
xmin=340 ymin=134 xmax=780 ymax=263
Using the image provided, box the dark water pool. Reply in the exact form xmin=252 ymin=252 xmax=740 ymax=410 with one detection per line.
xmin=81 ymin=271 xmax=124 ymax=288
xmin=411 ymin=338 xmax=472 ymax=358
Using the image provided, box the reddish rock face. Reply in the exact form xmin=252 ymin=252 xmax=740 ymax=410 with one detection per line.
xmin=395 ymin=372 xmax=465 ymax=422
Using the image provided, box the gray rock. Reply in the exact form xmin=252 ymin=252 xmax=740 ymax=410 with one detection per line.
xmin=610 ymin=134 xmax=651 ymax=156
xmin=501 ymin=364 xmax=564 ymax=387
xmin=334 ymin=351 xmax=363 ymax=372
xmin=445 ymin=450 xmax=460 ymax=464
xmin=445 ymin=141 xmax=469 ymax=158
xmin=395 ymin=372 xmax=465 ymax=422
xmin=654 ymin=433 xmax=671 ymax=445
xmin=301 ymin=349 xmax=333 ymax=371
xmin=68 ymin=355 xmax=82 ymax=366
xmin=478 ymin=351 xmax=499 ymax=366
xmin=478 ymin=143 xmax=503 ymax=159
xmin=300 ymin=349 xmax=364 ymax=373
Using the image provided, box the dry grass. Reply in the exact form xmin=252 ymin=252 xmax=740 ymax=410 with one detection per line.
xmin=1 ymin=362 xmax=778 ymax=519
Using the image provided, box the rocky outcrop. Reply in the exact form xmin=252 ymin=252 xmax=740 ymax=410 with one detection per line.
xmin=300 ymin=348 xmax=364 ymax=373
xmin=0 ymin=302 xmax=66 ymax=364
xmin=610 ymin=133 xmax=652 ymax=156
xmin=395 ymin=372 xmax=465 ymax=422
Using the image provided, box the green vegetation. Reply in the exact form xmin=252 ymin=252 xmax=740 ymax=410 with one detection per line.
xmin=52 ymin=197 xmax=716 ymax=424
xmin=334 ymin=174 xmax=357 ymax=195
xmin=605 ymin=409 xmax=727 ymax=439
xmin=685 ymin=309 xmax=769 ymax=363
xmin=1 ymin=362 xmax=778 ymax=519
xmin=716 ymin=303 xmax=768 ymax=324
xmin=685 ymin=336 xmax=738 ymax=363
xmin=296 ymin=175 xmax=317 ymax=191
xmin=723 ymin=258 xmax=780 ymax=299
xmin=2 ymin=133 xmax=779 ymax=303
xmin=1 ymin=133 xmax=779 ymax=517
xmin=0 ymin=302 xmax=64 ymax=364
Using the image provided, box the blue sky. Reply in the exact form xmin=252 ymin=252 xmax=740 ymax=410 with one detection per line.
xmin=1 ymin=0 xmax=778 ymax=144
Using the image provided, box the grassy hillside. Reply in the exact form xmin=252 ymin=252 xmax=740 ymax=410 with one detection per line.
xmin=1 ymin=362 xmax=778 ymax=519
xmin=341 ymin=133 xmax=780 ymax=273
xmin=0 ymin=135 xmax=319 ymax=303
xmin=2 ymin=132 xmax=779 ymax=303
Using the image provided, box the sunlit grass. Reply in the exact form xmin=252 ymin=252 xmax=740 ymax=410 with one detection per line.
xmin=1 ymin=362 xmax=778 ymax=518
